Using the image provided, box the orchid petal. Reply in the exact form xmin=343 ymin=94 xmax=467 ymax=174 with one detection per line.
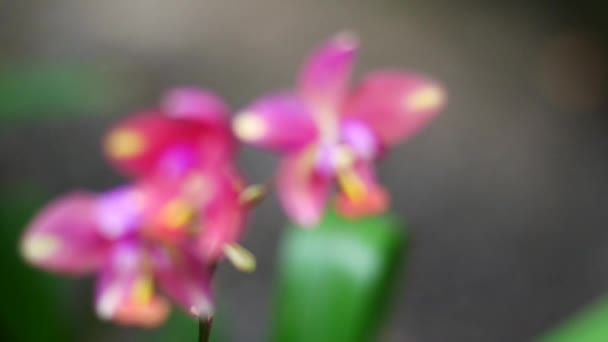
xmin=233 ymin=93 xmax=317 ymax=153
xmin=153 ymin=248 xmax=214 ymax=319
xmin=104 ymin=112 xmax=206 ymax=178
xmin=298 ymin=33 xmax=359 ymax=113
xmin=136 ymin=177 xmax=197 ymax=244
xmin=95 ymin=241 xmax=169 ymax=327
xmin=196 ymin=166 xmax=247 ymax=262
xmin=340 ymin=119 xmax=379 ymax=161
xmin=113 ymin=296 xmax=170 ymax=328
xmin=335 ymin=162 xmax=389 ymax=218
xmin=95 ymin=241 xmax=139 ymax=320
xmin=96 ymin=186 xmax=143 ymax=240
xmin=21 ymin=192 xmax=108 ymax=274
xmin=162 ymin=87 xmax=230 ymax=128
xmin=277 ymin=147 xmax=331 ymax=227
xmin=344 ymin=71 xmax=446 ymax=145
xmin=162 ymin=88 xmax=236 ymax=166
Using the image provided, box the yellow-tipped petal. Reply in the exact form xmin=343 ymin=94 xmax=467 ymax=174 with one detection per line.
xmin=21 ymin=234 xmax=60 ymax=263
xmin=223 ymin=243 xmax=256 ymax=273
xmin=233 ymin=112 xmax=267 ymax=142
xmin=404 ymin=86 xmax=445 ymax=112
xmin=105 ymin=129 xmax=146 ymax=158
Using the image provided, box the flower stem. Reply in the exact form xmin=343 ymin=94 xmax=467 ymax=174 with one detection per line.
xmin=198 ymin=317 xmax=213 ymax=342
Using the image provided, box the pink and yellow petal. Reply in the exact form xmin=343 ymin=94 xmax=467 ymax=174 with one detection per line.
xmin=335 ymin=162 xmax=389 ymax=218
xmin=113 ymin=296 xmax=170 ymax=328
xmin=21 ymin=192 xmax=109 ymax=274
xmin=276 ymin=147 xmax=331 ymax=227
xmin=95 ymin=241 xmax=169 ymax=327
xmin=195 ymin=165 xmax=247 ymax=261
xmin=298 ymin=32 xmax=359 ymax=113
xmin=153 ymin=249 xmax=214 ymax=318
xmin=233 ymin=93 xmax=318 ymax=153
xmin=135 ymin=176 xmax=198 ymax=244
xmin=103 ymin=112 xmax=207 ymax=178
xmin=344 ymin=70 xmax=446 ymax=145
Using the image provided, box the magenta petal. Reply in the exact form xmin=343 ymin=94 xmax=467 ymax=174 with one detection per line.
xmin=104 ymin=112 xmax=208 ymax=178
xmin=153 ymin=249 xmax=214 ymax=318
xmin=95 ymin=241 xmax=141 ymax=320
xmin=298 ymin=32 xmax=359 ymax=113
xmin=277 ymin=148 xmax=331 ymax=226
xmin=344 ymin=70 xmax=446 ymax=145
xmin=96 ymin=186 xmax=143 ymax=240
xmin=233 ymin=93 xmax=318 ymax=153
xmin=196 ymin=168 xmax=246 ymax=261
xmin=21 ymin=192 xmax=109 ymax=274
xmin=162 ymin=87 xmax=230 ymax=128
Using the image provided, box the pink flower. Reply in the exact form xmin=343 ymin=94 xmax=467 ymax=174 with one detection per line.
xmin=104 ymin=87 xmax=235 ymax=179
xmin=20 ymin=88 xmax=258 ymax=327
xmin=233 ymin=33 xmax=446 ymax=226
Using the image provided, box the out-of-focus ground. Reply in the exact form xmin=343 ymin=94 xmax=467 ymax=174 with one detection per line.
xmin=2 ymin=1 xmax=608 ymax=341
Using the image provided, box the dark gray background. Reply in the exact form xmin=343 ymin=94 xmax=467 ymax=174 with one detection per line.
xmin=2 ymin=1 xmax=608 ymax=341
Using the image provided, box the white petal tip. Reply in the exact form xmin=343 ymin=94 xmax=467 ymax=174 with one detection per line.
xmin=232 ymin=112 xmax=267 ymax=142
xmin=96 ymin=285 xmax=123 ymax=320
xmin=20 ymin=234 xmax=59 ymax=264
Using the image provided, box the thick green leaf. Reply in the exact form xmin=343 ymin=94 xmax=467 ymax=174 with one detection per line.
xmin=536 ymin=296 xmax=608 ymax=342
xmin=272 ymin=209 xmax=406 ymax=342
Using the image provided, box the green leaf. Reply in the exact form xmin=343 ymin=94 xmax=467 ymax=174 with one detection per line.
xmin=536 ymin=296 xmax=608 ymax=342
xmin=272 ymin=209 xmax=407 ymax=342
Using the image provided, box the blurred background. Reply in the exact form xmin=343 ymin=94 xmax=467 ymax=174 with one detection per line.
xmin=2 ymin=0 xmax=608 ymax=341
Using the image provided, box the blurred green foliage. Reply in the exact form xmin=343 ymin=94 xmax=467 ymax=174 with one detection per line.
xmin=0 ymin=64 xmax=126 ymax=122
xmin=0 ymin=188 xmax=74 ymax=341
xmin=537 ymin=296 xmax=608 ymax=342
xmin=272 ymin=209 xmax=406 ymax=342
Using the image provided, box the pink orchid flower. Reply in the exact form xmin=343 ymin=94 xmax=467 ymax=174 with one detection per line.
xmin=233 ymin=33 xmax=446 ymax=226
xmin=20 ymin=88 xmax=258 ymax=327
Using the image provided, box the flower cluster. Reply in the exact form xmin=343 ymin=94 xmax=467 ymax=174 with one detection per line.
xmin=20 ymin=32 xmax=445 ymax=328
xmin=21 ymin=88 xmax=259 ymax=327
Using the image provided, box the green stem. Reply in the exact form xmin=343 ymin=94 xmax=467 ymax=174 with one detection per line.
xmin=198 ymin=317 xmax=213 ymax=342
